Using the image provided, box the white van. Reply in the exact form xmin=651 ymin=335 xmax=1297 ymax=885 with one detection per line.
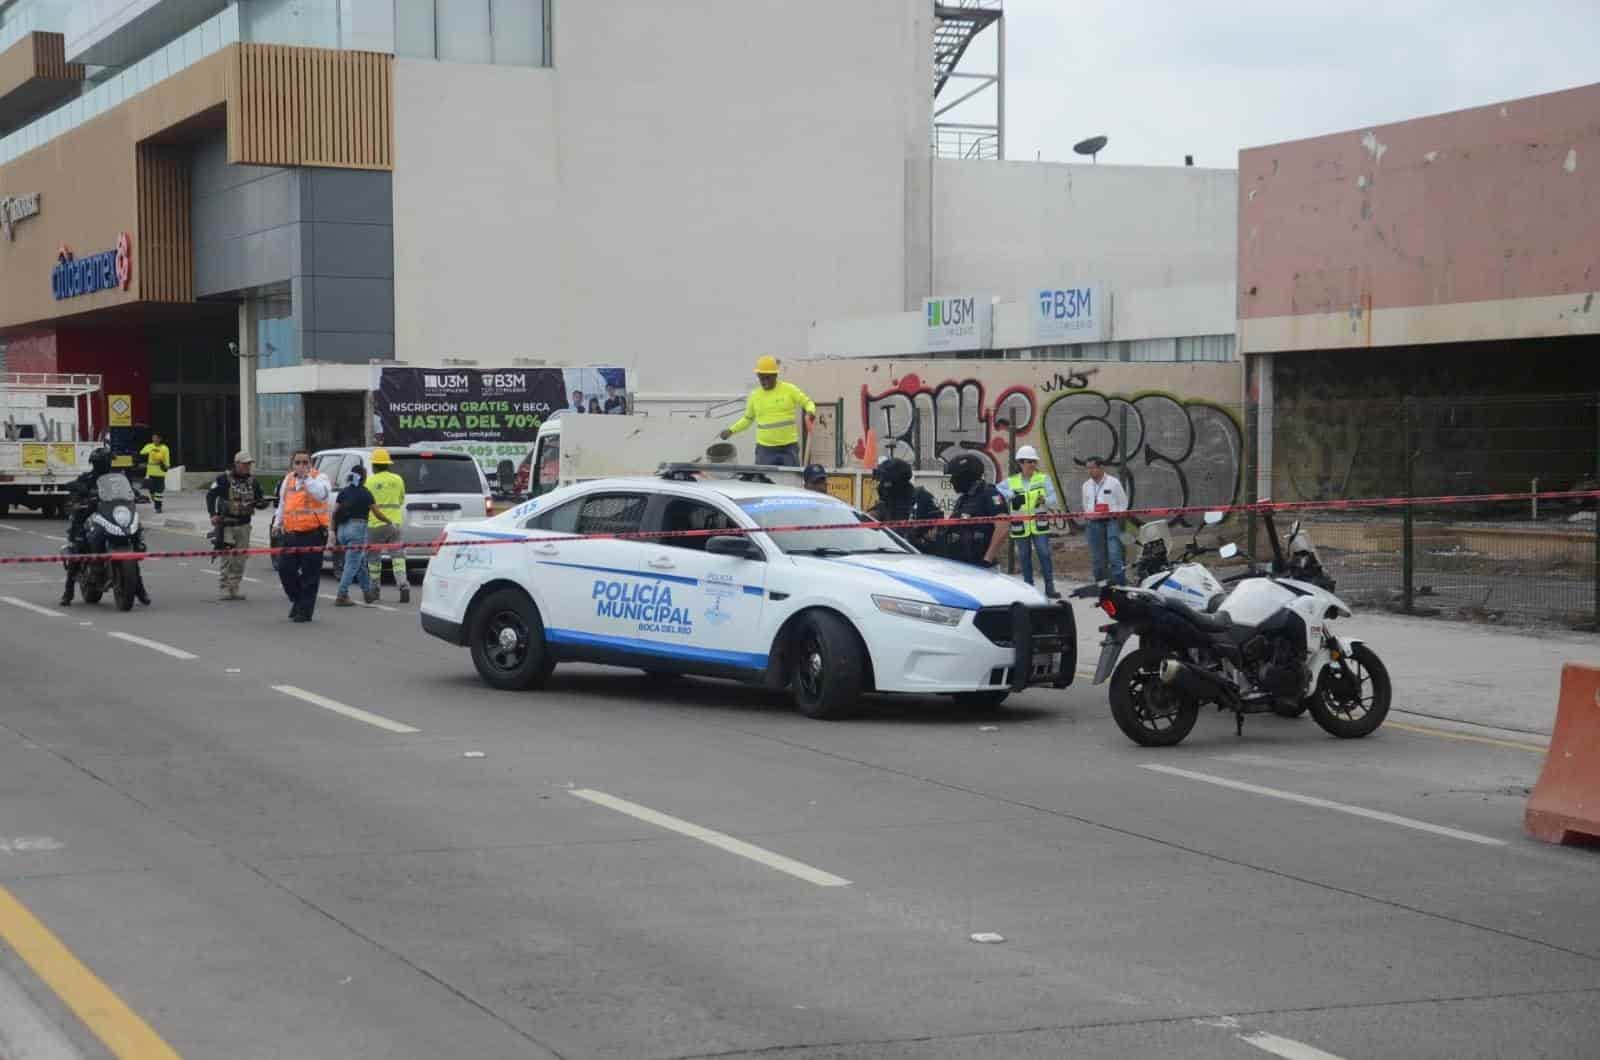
xmin=311 ymin=447 xmax=492 ymax=584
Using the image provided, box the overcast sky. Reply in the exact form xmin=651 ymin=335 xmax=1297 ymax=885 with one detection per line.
xmin=946 ymin=0 xmax=1600 ymax=168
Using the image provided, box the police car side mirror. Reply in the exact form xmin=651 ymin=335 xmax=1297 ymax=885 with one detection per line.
xmin=706 ymin=535 xmax=764 ymax=561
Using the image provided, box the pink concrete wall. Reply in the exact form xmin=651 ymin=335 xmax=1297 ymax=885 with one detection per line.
xmin=1239 ymin=82 xmax=1600 ymax=321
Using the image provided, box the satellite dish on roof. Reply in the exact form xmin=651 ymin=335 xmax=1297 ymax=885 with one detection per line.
xmin=1073 ymin=135 xmax=1109 ymax=163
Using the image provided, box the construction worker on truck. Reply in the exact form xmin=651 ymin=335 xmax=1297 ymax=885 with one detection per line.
xmin=720 ymin=356 xmax=817 ymax=466
xmin=365 ymin=448 xmax=409 ymax=603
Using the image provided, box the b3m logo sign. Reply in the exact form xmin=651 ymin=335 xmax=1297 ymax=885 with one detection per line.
xmin=1039 ymin=288 xmax=1092 ymax=321
xmin=1034 ymin=285 xmax=1106 ymax=343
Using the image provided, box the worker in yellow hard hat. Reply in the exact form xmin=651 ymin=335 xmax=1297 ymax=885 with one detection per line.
xmin=720 ymin=355 xmax=817 ymax=466
xmin=365 ymin=448 xmax=410 ymax=603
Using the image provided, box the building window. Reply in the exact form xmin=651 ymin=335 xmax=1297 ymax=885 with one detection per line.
xmin=394 ymin=0 xmax=549 ymax=66
xmin=1001 ymin=334 xmax=1236 ymax=363
xmin=257 ymin=394 xmax=305 ymax=471
xmin=253 ymin=288 xmax=299 ymax=370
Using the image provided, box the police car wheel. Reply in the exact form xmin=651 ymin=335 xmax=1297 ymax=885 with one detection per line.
xmin=788 ymin=610 xmax=864 ymax=720
xmin=468 ymin=589 xmax=554 ymax=691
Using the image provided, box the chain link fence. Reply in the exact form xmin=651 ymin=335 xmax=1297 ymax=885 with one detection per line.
xmin=1017 ymin=393 xmax=1600 ymax=630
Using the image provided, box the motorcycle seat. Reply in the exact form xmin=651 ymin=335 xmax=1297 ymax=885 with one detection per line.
xmin=1170 ymin=599 xmax=1233 ymax=633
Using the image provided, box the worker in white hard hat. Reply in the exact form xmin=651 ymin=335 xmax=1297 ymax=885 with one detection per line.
xmin=997 ymin=444 xmax=1061 ymax=598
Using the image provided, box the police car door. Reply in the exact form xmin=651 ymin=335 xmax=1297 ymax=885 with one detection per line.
xmin=524 ymin=490 xmax=654 ymax=656
xmin=635 ymin=494 xmax=767 ymax=671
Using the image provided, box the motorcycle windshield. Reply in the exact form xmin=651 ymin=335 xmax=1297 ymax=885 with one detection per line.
xmin=96 ymin=473 xmax=136 ymax=502
xmin=1288 ymin=528 xmax=1317 ymax=557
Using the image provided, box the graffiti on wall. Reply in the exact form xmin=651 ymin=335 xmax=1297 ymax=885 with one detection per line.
xmin=1041 ymin=392 xmax=1242 ymax=521
xmin=856 ymin=371 xmax=1241 ymax=521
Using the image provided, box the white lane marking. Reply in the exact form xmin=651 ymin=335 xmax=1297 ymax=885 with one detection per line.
xmin=1240 ymin=1031 xmax=1347 ymax=1060
xmin=0 ymin=837 xmax=64 ymax=853
xmin=571 ymin=789 xmax=852 ymax=887
xmin=1 ymin=596 xmax=65 ymax=618
xmin=105 ymin=630 xmax=197 ymax=660
xmin=243 ymin=576 xmax=262 ymax=583
xmin=0 ymin=522 xmax=21 ymax=531
xmin=37 ymin=534 xmax=66 ymax=542
xmin=271 ymin=684 xmax=420 ymax=734
xmin=1140 ymin=764 xmax=1506 ymax=847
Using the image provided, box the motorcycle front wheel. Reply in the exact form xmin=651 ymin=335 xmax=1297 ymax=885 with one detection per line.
xmin=112 ymin=559 xmax=139 ymax=612
xmin=1306 ymin=644 xmax=1391 ymax=738
xmin=1109 ymin=648 xmax=1200 ymax=747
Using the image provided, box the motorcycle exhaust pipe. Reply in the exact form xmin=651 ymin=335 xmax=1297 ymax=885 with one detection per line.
xmin=1159 ymin=658 xmax=1233 ymax=703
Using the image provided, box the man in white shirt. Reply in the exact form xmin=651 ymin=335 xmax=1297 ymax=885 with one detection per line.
xmin=1078 ymin=457 xmax=1128 ymax=585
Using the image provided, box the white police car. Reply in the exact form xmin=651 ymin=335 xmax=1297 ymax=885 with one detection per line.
xmin=419 ymin=475 xmax=1076 ymax=718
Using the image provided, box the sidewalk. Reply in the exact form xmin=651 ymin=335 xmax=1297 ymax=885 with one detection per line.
xmin=153 ymin=488 xmax=1593 ymax=736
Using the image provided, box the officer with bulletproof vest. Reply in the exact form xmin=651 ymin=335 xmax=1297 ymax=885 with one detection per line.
xmin=60 ymin=448 xmax=114 ymax=606
xmin=207 ymin=451 xmax=269 ymax=601
xmin=869 ymin=457 xmax=942 ymax=552
xmin=939 ymin=452 xmax=1009 ymax=568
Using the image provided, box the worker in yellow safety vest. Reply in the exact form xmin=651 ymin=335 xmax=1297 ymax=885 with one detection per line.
xmin=365 ymin=448 xmax=410 ymax=603
xmin=720 ymin=356 xmax=817 ymax=466
xmin=996 ymin=445 xmax=1061 ymax=598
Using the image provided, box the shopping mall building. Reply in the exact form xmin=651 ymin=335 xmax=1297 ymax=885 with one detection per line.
xmin=0 ymin=0 xmax=1251 ymax=471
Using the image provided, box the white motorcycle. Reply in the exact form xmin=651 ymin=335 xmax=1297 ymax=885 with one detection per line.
xmin=1086 ymin=513 xmax=1390 ymax=747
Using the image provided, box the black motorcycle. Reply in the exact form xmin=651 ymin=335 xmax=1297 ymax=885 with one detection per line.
xmin=64 ymin=472 xmax=149 ymax=611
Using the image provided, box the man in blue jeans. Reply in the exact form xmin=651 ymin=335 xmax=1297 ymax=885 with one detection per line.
xmin=332 ymin=466 xmax=392 ymax=606
xmin=1078 ymin=458 xmax=1128 ymax=585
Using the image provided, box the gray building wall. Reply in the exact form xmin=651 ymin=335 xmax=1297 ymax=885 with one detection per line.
xmin=190 ymin=134 xmax=394 ymax=363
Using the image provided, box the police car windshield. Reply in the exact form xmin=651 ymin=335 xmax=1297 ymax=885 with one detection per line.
xmin=736 ymin=496 xmax=908 ymax=555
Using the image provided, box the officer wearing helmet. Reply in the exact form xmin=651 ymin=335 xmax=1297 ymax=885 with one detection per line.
xmin=60 ymin=448 xmax=148 ymax=606
xmin=720 ymin=356 xmax=817 ymax=466
xmin=801 ymin=464 xmax=830 ymax=494
xmin=940 ymin=452 xmax=1009 ymax=568
xmin=869 ymin=457 xmax=942 ymax=552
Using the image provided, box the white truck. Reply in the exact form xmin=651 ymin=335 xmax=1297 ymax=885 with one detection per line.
xmin=0 ymin=373 xmax=104 ymax=517
xmin=514 ymin=412 xmax=758 ymax=497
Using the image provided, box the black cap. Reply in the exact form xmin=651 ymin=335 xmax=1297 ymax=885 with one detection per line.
xmin=802 ymin=463 xmax=827 ymax=483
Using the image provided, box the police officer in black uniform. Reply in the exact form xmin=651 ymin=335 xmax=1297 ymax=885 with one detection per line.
xmin=869 ymin=457 xmax=942 ymax=552
xmin=60 ymin=448 xmax=149 ymax=607
xmin=939 ymin=452 xmax=1009 ymax=568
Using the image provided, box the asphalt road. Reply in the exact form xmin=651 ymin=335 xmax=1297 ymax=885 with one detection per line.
xmin=0 ymin=516 xmax=1597 ymax=1059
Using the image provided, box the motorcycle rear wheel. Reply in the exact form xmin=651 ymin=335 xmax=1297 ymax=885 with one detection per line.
xmin=1109 ymin=648 xmax=1200 ymax=747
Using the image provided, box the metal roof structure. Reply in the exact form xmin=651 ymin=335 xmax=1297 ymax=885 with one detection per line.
xmin=933 ymin=1 xmax=1004 ymax=160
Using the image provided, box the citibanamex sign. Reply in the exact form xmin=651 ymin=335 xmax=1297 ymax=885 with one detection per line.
xmin=51 ymin=233 xmax=132 ymax=300
xmin=0 ymin=192 xmax=40 ymax=240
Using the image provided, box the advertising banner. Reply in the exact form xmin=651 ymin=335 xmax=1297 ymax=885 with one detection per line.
xmin=374 ymin=366 xmax=628 ymax=474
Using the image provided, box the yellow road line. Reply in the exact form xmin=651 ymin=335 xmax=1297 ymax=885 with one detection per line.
xmin=1386 ymin=720 xmax=1547 ymax=754
xmin=0 ymin=884 xmax=181 ymax=1059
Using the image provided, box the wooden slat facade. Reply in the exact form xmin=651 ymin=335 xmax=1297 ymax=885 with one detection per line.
xmin=29 ymin=32 xmax=85 ymax=82
xmin=227 ymin=44 xmax=393 ymax=170
xmin=134 ymin=146 xmax=193 ymax=303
